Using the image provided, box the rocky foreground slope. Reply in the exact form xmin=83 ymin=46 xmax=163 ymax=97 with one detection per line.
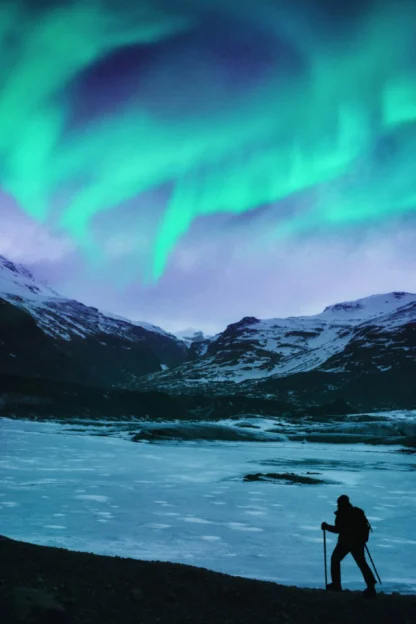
xmin=1 ymin=536 xmax=415 ymax=624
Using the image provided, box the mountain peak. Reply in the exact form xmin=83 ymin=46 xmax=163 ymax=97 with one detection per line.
xmin=0 ymin=255 xmax=33 ymax=279
xmin=0 ymin=253 xmax=182 ymax=347
xmin=0 ymin=255 xmax=59 ymax=299
xmin=321 ymin=292 xmax=416 ymax=320
xmin=225 ymin=316 xmax=260 ymax=332
xmin=175 ymin=328 xmax=212 ymax=343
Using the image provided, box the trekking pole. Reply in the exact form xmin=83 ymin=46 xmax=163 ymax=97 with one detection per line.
xmin=323 ymin=529 xmax=328 ymax=589
xmin=365 ymin=545 xmax=382 ymax=585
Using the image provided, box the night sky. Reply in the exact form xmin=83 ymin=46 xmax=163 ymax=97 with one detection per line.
xmin=1 ymin=0 xmax=416 ymax=333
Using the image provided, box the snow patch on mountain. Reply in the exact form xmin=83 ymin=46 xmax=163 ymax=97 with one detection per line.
xmin=175 ymin=328 xmax=213 ymax=345
xmin=101 ymin=310 xmax=176 ymax=339
xmin=0 ymin=255 xmax=59 ymax=300
xmin=319 ymin=292 xmax=416 ymax=321
xmin=0 ymin=255 xmax=176 ymax=342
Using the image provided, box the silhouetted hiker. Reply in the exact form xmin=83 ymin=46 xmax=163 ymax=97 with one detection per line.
xmin=321 ymin=494 xmax=377 ymax=596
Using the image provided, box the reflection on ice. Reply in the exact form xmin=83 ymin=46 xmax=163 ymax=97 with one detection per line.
xmin=0 ymin=417 xmax=415 ymax=595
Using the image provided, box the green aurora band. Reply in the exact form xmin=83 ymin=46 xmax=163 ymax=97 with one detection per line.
xmin=1 ymin=0 xmax=416 ymax=281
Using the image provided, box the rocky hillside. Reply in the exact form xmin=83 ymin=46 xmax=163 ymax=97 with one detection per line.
xmin=1 ymin=254 xmax=415 ymax=412
xmin=135 ymin=293 xmax=416 ymax=410
xmin=0 ymin=256 xmax=187 ymax=387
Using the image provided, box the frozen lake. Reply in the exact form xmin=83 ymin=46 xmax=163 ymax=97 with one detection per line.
xmin=0 ymin=418 xmax=415 ymax=594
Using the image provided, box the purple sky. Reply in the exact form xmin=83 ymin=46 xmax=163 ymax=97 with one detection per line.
xmin=1 ymin=192 xmax=415 ymax=335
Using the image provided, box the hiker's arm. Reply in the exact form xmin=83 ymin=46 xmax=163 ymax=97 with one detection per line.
xmin=321 ymin=522 xmax=339 ymax=533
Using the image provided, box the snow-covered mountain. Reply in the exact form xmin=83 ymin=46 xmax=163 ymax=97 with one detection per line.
xmin=173 ymin=328 xmax=213 ymax=360
xmin=0 ymin=255 xmax=59 ymax=299
xmin=1 ymin=254 xmax=415 ymax=411
xmin=175 ymin=328 xmax=212 ymax=344
xmin=0 ymin=255 xmax=187 ymax=386
xmin=320 ymin=292 xmax=416 ymax=321
xmin=135 ymin=292 xmax=416 ymax=410
xmin=0 ymin=255 xmax=175 ymax=341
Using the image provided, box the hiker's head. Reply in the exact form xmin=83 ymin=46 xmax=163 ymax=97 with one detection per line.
xmin=337 ymin=494 xmax=351 ymax=510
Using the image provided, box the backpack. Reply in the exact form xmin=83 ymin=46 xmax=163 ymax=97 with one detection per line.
xmin=353 ymin=506 xmax=372 ymax=542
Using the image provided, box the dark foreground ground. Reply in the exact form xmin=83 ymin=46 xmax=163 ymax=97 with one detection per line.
xmin=1 ymin=536 xmax=415 ymax=624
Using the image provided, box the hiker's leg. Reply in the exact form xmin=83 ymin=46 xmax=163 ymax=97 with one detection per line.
xmin=351 ymin=544 xmax=377 ymax=586
xmin=330 ymin=543 xmax=349 ymax=587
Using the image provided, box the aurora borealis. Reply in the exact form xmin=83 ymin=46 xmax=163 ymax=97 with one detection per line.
xmin=1 ymin=0 xmax=416 ymax=332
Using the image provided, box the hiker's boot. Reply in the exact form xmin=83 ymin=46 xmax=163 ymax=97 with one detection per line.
xmin=326 ymin=582 xmax=342 ymax=592
xmin=363 ymin=584 xmax=377 ymax=598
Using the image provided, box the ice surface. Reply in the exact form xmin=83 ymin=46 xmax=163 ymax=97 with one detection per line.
xmin=0 ymin=418 xmax=415 ymax=594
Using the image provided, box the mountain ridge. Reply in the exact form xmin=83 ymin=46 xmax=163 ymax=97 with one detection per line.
xmin=0 ymin=255 xmax=187 ymax=386
xmin=136 ymin=291 xmax=416 ymax=388
xmin=0 ymin=254 xmax=415 ymax=411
